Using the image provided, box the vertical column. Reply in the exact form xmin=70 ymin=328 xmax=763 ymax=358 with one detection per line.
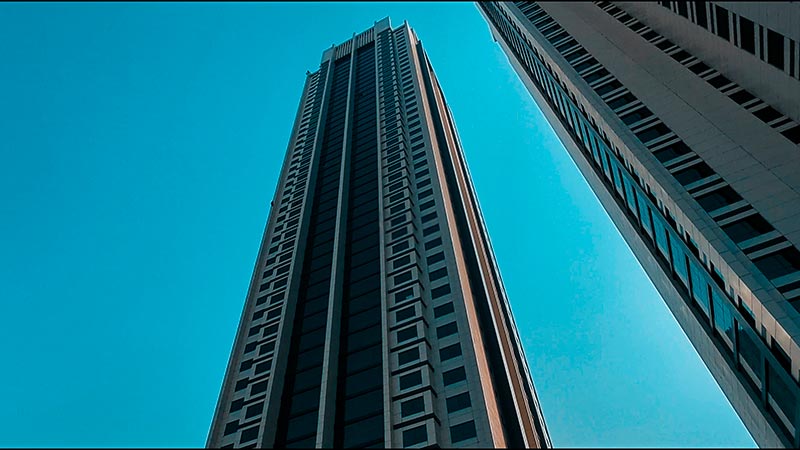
xmin=317 ymin=33 xmax=358 ymax=448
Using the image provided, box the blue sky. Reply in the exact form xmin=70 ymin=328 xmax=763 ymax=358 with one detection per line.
xmin=0 ymin=2 xmax=756 ymax=448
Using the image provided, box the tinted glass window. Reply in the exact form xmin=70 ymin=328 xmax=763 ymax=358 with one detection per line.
xmin=672 ymin=161 xmax=714 ymax=185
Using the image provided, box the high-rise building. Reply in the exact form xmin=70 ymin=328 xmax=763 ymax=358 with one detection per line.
xmin=206 ymin=17 xmax=550 ymax=449
xmin=478 ymin=2 xmax=800 ymax=447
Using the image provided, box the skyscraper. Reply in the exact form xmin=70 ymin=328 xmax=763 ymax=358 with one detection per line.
xmin=206 ymin=17 xmax=550 ymax=449
xmin=478 ymin=2 xmax=800 ymax=447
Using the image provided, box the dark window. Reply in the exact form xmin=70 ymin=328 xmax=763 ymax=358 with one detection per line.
xmin=672 ymin=161 xmax=715 ymax=185
xmin=677 ymin=1 xmax=688 ymax=17
xmin=450 ymin=420 xmax=477 ymax=443
xmin=767 ymin=29 xmax=784 ymax=69
xmin=695 ymin=1 xmax=708 ymax=28
xmin=399 ymin=370 xmax=423 ymax=390
xmin=224 ymin=421 xmax=238 ymax=436
xmin=398 ymin=347 xmax=420 ymax=365
xmin=729 ymin=89 xmax=755 ymax=105
xmin=425 ymin=237 xmax=442 ymax=250
xmin=446 ymin=392 xmax=471 ymax=413
xmin=739 ymin=16 xmax=755 ymax=54
xmin=245 ymin=402 xmax=264 ymax=419
xmin=427 ymin=252 xmax=445 ymax=265
xmin=606 ymin=92 xmax=637 ymax=110
xmin=688 ymin=61 xmax=710 ymax=74
xmin=752 ymin=246 xmax=800 ymax=280
xmin=694 ymin=186 xmax=742 ymax=212
xmin=423 ymin=224 xmax=440 ymax=236
xmin=434 ymin=302 xmax=455 ymax=318
xmin=430 ymin=267 xmax=448 ymax=281
xmin=594 ymin=79 xmax=622 ymax=96
xmin=403 ymin=424 xmax=428 ymax=447
xmin=436 ymin=322 xmax=458 ymax=339
xmin=396 ymin=306 xmax=416 ymax=322
xmin=239 ymin=426 xmax=259 ymax=444
xmin=244 ymin=341 xmax=258 ymax=354
xmin=716 ymin=6 xmax=730 ymax=40
xmin=443 ymin=366 xmax=467 ymax=386
xmin=397 ymin=326 xmax=418 ymax=343
xmin=432 ymin=284 xmax=451 ymax=299
xmin=753 ymin=106 xmax=782 ymax=123
xmin=619 ymin=105 xmax=654 ymax=125
xmin=230 ymin=398 xmax=245 ymax=413
xmin=635 ymin=122 xmax=671 ymax=143
xmin=235 ymin=379 xmax=249 ymax=391
xmin=440 ymin=343 xmax=462 ymax=361
xmin=707 ymin=73 xmax=731 ymax=88
xmin=401 ymin=396 xmax=425 ymax=417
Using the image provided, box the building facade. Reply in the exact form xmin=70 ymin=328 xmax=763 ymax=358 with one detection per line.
xmin=477 ymin=2 xmax=800 ymax=447
xmin=206 ymin=18 xmax=550 ymax=449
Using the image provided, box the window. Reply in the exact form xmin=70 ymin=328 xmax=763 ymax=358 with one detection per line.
xmin=440 ymin=343 xmax=462 ymax=361
xmin=652 ymin=140 xmax=691 ymax=163
xmin=715 ymin=6 xmax=730 ymax=40
xmin=429 ymin=267 xmax=448 ymax=281
xmin=398 ymin=347 xmax=420 ymax=365
xmin=436 ymin=322 xmax=458 ymax=339
xmin=695 ymin=1 xmax=708 ymax=28
xmin=432 ymin=284 xmax=451 ymax=299
xmin=396 ymin=306 xmax=416 ymax=322
xmin=635 ymin=122 xmax=671 ymax=143
xmin=619 ymin=105 xmax=653 ymax=126
xmin=239 ymin=426 xmax=259 ymax=444
xmin=403 ymin=424 xmax=428 ymax=447
xmin=397 ymin=326 xmax=418 ymax=343
xmin=401 ymin=396 xmax=425 ymax=417
xmin=224 ymin=421 xmax=238 ymax=436
xmin=729 ymin=89 xmax=755 ymax=105
xmin=752 ymin=246 xmax=800 ymax=280
xmin=245 ymin=402 xmax=264 ymax=419
xmin=399 ymin=371 xmax=423 ymax=390
xmin=423 ymin=224 xmax=440 ymax=236
xmin=443 ymin=366 xmax=467 ymax=386
xmin=450 ymin=420 xmax=477 ymax=443
xmin=434 ymin=302 xmax=454 ymax=318
xmin=425 ymin=238 xmax=442 ymax=250
xmin=446 ymin=392 xmax=471 ymax=413
xmin=753 ymin=106 xmax=782 ymax=123
xmin=739 ymin=16 xmax=755 ymax=54
xmin=694 ymin=186 xmax=742 ymax=212
xmin=767 ymin=29 xmax=784 ymax=69
xmin=427 ymin=252 xmax=445 ymax=265
xmin=672 ymin=161 xmax=714 ymax=185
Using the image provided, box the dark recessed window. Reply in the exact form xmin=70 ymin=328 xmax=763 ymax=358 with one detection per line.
xmin=398 ymin=347 xmax=420 ymax=365
xmin=245 ymin=402 xmax=264 ymax=419
xmin=450 ymin=420 xmax=477 ymax=443
xmin=767 ymin=29 xmax=784 ymax=69
xmin=694 ymin=186 xmax=743 ymax=212
xmin=440 ymin=343 xmax=462 ymax=361
xmin=695 ymin=1 xmax=708 ymax=28
xmin=635 ymin=122 xmax=671 ymax=143
xmin=434 ymin=302 xmax=455 ymax=318
xmin=753 ymin=106 xmax=782 ymax=123
xmin=716 ymin=6 xmax=730 ymax=40
xmin=425 ymin=237 xmax=442 ymax=250
xmin=397 ymin=326 xmax=418 ymax=343
xmin=230 ymin=398 xmax=245 ymax=413
xmin=729 ymin=89 xmax=755 ymax=105
xmin=443 ymin=366 xmax=467 ymax=386
xmin=688 ymin=61 xmax=710 ymax=74
xmin=399 ymin=371 xmax=423 ymax=390
xmin=721 ymin=214 xmax=774 ymax=243
xmin=672 ymin=161 xmax=715 ymax=186
xmin=446 ymin=392 xmax=472 ymax=413
xmin=430 ymin=267 xmax=448 ymax=281
xmin=677 ymin=1 xmax=688 ymax=17
xmin=403 ymin=424 xmax=428 ymax=447
xmin=427 ymin=252 xmax=445 ymax=265
xmin=395 ymin=306 xmax=415 ymax=322
xmin=432 ymin=284 xmax=451 ymax=299
xmin=739 ymin=16 xmax=755 ymax=54
xmin=436 ymin=322 xmax=458 ymax=339
xmin=239 ymin=426 xmax=259 ymax=444
xmin=401 ymin=396 xmax=425 ymax=417
xmin=235 ymin=379 xmax=249 ymax=392
xmin=752 ymin=246 xmax=800 ymax=280
xmin=619 ymin=105 xmax=654 ymax=126
xmin=707 ymin=73 xmax=731 ymax=88
xmin=250 ymin=380 xmax=268 ymax=395
xmin=224 ymin=421 xmax=239 ymax=436
xmin=606 ymin=92 xmax=637 ymax=110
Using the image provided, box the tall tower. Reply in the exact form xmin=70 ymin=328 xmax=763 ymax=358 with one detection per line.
xmin=206 ymin=18 xmax=550 ymax=449
xmin=478 ymin=2 xmax=800 ymax=447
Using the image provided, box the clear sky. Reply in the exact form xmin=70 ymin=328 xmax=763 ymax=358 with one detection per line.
xmin=0 ymin=2 xmax=757 ymax=448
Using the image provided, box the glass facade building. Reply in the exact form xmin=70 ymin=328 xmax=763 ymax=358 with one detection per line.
xmin=206 ymin=18 xmax=550 ymax=448
xmin=478 ymin=2 xmax=800 ymax=448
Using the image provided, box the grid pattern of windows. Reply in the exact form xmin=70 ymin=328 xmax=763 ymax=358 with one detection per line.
xmin=217 ymin=63 xmax=329 ymax=448
xmin=274 ymin=54 xmax=352 ymax=448
xmin=483 ymin=2 xmax=800 ymax=446
xmin=656 ymin=1 xmax=800 ymax=80
xmin=597 ymin=2 xmax=800 ymax=145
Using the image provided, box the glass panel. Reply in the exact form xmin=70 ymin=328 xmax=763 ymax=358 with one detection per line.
xmin=767 ymin=361 xmax=797 ymax=434
xmin=712 ymin=289 xmax=734 ymax=351
xmin=689 ymin=260 xmax=711 ymax=317
xmin=652 ymin=215 xmax=671 ymax=262
xmin=738 ymin=325 xmax=763 ymax=390
xmin=669 ymin=233 xmax=690 ymax=289
xmin=637 ymin=194 xmax=654 ymax=238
